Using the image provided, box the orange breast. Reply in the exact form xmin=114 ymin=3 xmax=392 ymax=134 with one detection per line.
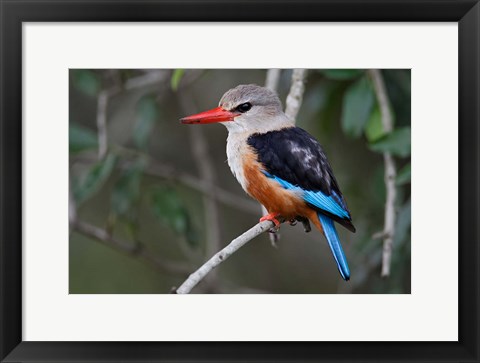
xmin=243 ymin=147 xmax=312 ymax=220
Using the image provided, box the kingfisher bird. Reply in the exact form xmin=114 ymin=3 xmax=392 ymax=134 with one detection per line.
xmin=180 ymin=84 xmax=355 ymax=280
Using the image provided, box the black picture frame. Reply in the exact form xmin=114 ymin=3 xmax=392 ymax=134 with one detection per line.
xmin=1 ymin=1 xmax=479 ymax=362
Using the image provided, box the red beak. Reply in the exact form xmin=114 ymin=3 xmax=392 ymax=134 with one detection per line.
xmin=180 ymin=106 xmax=239 ymax=124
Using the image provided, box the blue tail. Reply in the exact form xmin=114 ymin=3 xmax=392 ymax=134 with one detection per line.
xmin=318 ymin=213 xmax=350 ymax=281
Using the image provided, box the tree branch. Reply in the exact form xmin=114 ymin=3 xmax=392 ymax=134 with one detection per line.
xmin=368 ymin=69 xmax=397 ymax=277
xmin=69 ymin=177 xmax=77 ymax=226
xmin=72 ymin=219 xmax=191 ymax=276
xmin=95 ymin=70 xmax=172 ymax=161
xmin=96 ymin=90 xmax=109 ymax=160
xmin=285 ymin=69 xmax=308 ymax=120
xmin=69 ymin=153 xmax=191 ymax=277
xmin=263 ymin=69 xmax=284 ymax=245
xmin=259 ymin=69 xmax=309 ymax=246
xmin=175 ymin=220 xmax=277 ymax=294
xmin=123 ymin=70 xmax=169 ymax=91
xmin=265 ymin=69 xmax=281 ymax=91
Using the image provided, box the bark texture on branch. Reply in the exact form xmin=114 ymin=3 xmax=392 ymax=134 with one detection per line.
xmin=260 ymin=69 xmax=308 ymax=246
xmin=263 ymin=69 xmax=284 ymax=245
xmin=285 ymin=69 xmax=307 ymax=120
xmin=368 ymin=69 xmax=397 ymax=277
xmin=265 ymin=68 xmax=281 ymax=91
xmin=96 ymin=91 xmax=109 ymax=160
xmin=176 ymin=220 xmax=275 ymax=294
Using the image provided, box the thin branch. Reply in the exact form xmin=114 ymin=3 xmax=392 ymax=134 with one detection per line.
xmin=69 ymin=152 xmax=190 ymax=277
xmin=263 ymin=69 xmax=284 ymax=246
xmin=285 ymin=69 xmax=308 ymax=120
xmin=72 ymin=219 xmax=191 ymax=276
xmin=96 ymin=90 xmax=109 ymax=160
xmin=95 ymin=70 xmax=171 ymax=161
xmin=123 ymin=69 xmax=201 ymax=93
xmin=69 ymin=178 xmax=77 ymax=226
xmin=123 ymin=70 xmax=169 ymax=91
xmin=368 ymin=69 xmax=397 ymax=277
xmin=265 ymin=69 xmax=281 ymax=91
xmin=372 ymin=230 xmax=388 ymax=240
xmin=260 ymin=203 xmax=279 ymax=247
xmin=176 ymin=220 xmax=277 ymax=294
xmin=380 ymin=154 xmax=397 ymax=277
xmin=260 ymin=69 xmax=308 ymax=246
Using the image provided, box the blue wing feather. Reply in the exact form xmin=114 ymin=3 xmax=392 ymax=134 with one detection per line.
xmin=318 ymin=213 xmax=350 ymax=280
xmin=263 ymin=171 xmax=351 ymax=281
xmin=263 ymin=171 xmax=350 ymax=220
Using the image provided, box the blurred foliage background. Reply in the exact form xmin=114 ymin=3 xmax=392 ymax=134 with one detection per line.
xmin=69 ymin=69 xmax=411 ymax=294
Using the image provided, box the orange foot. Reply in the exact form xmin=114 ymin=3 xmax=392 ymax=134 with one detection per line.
xmin=260 ymin=213 xmax=282 ymax=230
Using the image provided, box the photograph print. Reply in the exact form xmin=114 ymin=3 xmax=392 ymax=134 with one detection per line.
xmin=69 ymin=69 xmax=411 ymax=294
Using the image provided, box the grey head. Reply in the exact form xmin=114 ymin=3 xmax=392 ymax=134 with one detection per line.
xmin=218 ymin=84 xmax=292 ymax=133
xmin=220 ymin=84 xmax=282 ymax=112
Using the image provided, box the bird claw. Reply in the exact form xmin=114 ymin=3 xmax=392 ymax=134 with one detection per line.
xmin=293 ymin=216 xmax=311 ymax=233
xmin=289 ymin=219 xmax=297 ymax=226
xmin=260 ymin=213 xmax=282 ymax=231
xmin=302 ymin=220 xmax=311 ymax=233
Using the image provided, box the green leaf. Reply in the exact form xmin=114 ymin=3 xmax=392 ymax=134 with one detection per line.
xmin=69 ymin=123 xmax=98 ymax=154
xmin=74 ymin=153 xmax=117 ymax=204
xmin=396 ymin=163 xmax=411 ymax=185
xmin=111 ymin=159 xmax=146 ymax=217
xmin=370 ymin=127 xmax=411 ymax=157
xmin=150 ymin=187 xmax=198 ymax=247
xmin=133 ymin=96 xmax=159 ymax=150
xmin=364 ymin=107 xmax=386 ymax=142
xmin=322 ymin=69 xmax=363 ymax=80
xmin=170 ymin=69 xmax=185 ymax=91
xmin=341 ymin=76 xmax=375 ymax=138
xmin=72 ymin=70 xmax=101 ymax=97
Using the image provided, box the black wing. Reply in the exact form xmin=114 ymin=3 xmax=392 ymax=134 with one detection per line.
xmin=247 ymin=127 xmax=355 ymax=232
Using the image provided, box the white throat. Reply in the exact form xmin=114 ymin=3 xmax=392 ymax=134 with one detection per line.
xmin=225 ymin=132 xmax=250 ymax=191
xmin=223 ymin=113 xmax=294 ymax=192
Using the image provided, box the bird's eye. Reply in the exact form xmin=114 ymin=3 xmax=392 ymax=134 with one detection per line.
xmin=236 ymin=102 xmax=252 ymax=113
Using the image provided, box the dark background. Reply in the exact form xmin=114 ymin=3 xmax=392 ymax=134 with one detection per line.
xmin=69 ymin=69 xmax=411 ymax=294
